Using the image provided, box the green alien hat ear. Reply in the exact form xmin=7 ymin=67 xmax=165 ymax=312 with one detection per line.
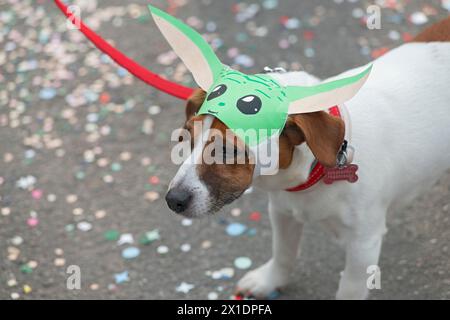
xmin=286 ymin=65 xmax=372 ymax=114
xmin=149 ymin=5 xmax=372 ymax=151
xmin=149 ymin=5 xmax=224 ymax=90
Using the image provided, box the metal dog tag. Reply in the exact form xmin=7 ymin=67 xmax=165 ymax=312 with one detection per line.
xmin=323 ymin=164 xmax=359 ymax=184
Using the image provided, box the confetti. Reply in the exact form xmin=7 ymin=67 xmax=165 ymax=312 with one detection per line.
xmin=234 ymin=257 xmax=252 ymax=269
xmin=39 ymin=88 xmax=56 ymax=100
xmin=20 ymin=264 xmax=33 ymax=274
xmin=226 ymin=223 xmax=247 ymax=236
xmin=148 ymin=105 xmax=161 ymax=115
xmin=157 ymin=245 xmax=169 ymax=254
xmin=95 ymin=210 xmax=107 ymax=219
xmin=231 ymin=208 xmax=241 ymax=217
xmin=11 ymin=293 xmax=20 ymax=300
xmin=262 ymin=0 xmax=278 ymax=10
xmin=8 ymin=247 xmax=20 ymax=261
xmin=23 ymin=284 xmax=33 ymax=294
xmin=11 ymin=236 xmax=23 ymax=246
xmin=7 ymin=278 xmax=18 ymax=287
xmin=149 ymin=175 xmax=160 ymax=185
xmin=201 ymin=240 xmax=212 ymax=249
xmin=207 ymin=291 xmax=219 ymax=300
xmin=77 ymin=221 xmax=92 ymax=232
xmin=104 ymin=230 xmax=120 ymax=241
xmin=122 ymin=247 xmax=141 ymax=259
xmin=267 ymin=290 xmax=280 ymax=299
xmin=27 ymin=217 xmax=39 ymax=228
xmin=249 ymin=211 xmax=261 ymax=221
xmin=114 ymin=271 xmax=129 ymax=284
xmin=144 ymin=191 xmax=160 ymax=202
xmin=181 ymin=218 xmax=193 ymax=226
xmin=176 ymin=282 xmax=195 ymax=294
xmin=31 ymin=189 xmax=43 ymax=200
xmin=180 ymin=243 xmax=191 ymax=252
xmin=90 ymin=283 xmax=100 ymax=290
xmin=54 ymin=258 xmax=66 ymax=267
xmin=117 ymin=233 xmax=134 ymax=246
xmin=210 ymin=267 xmax=235 ymax=280
xmin=234 ymin=54 xmax=255 ymax=68
xmin=443 ymin=0 xmax=450 ymax=11
xmin=410 ymin=12 xmax=429 ymax=25
xmin=140 ymin=229 xmax=160 ymax=244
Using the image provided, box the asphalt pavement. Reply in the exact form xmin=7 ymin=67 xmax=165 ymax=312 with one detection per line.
xmin=0 ymin=0 xmax=449 ymax=299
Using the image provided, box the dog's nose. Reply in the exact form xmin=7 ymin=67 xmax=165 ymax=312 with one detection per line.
xmin=165 ymin=188 xmax=192 ymax=213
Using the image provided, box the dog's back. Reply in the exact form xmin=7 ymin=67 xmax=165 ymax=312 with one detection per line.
xmin=265 ymin=18 xmax=450 ymax=212
xmin=276 ymin=17 xmax=450 ymax=212
xmin=345 ymin=18 xmax=450 ymax=210
xmin=413 ymin=16 xmax=450 ymax=42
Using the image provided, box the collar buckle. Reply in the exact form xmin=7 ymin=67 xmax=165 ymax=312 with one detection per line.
xmin=263 ymin=66 xmax=287 ymax=74
xmin=336 ymin=140 xmax=348 ymax=168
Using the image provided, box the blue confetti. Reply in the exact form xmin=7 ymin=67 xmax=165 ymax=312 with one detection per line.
xmin=122 ymin=247 xmax=140 ymax=260
xmin=267 ymin=290 xmax=280 ymax=300
xmin=39 ymin=88 xmax=56 ymax=100
xmin=226 ymin=223 xmax=247 ymax=236
xmin=117 ymin=67 xmax=128 ymax=77
xmin=114 ymin=271 xmax=129 ymax=284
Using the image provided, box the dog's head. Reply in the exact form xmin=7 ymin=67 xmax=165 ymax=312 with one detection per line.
xmin=148 ymin=5 xmax=368 ymax=217
xmin=165 ymin=87 xmax=346 ymax=217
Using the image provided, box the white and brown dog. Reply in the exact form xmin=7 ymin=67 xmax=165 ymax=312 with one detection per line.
xmin=165 ymin=18 xmax=450 ymax=299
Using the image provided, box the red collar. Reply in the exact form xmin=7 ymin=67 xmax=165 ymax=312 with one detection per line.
xmin=285 ymin=106 xmax=341 ymax=192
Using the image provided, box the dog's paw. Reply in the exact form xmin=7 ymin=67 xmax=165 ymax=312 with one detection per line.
xmin=336 ymin=277 xmax=369 ymax=300
xmin=235 ymin=260 xmax=288 ymax=299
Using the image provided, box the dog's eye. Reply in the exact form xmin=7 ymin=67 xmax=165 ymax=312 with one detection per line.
xmin=236 ymin=95 xmax=262 ymax=115
xmin=222 ymin=144 xmax=238 ymax=161
xmin=207 ymin=84 xmax=227 ymax=101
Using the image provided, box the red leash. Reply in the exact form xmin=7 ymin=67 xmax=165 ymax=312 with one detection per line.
xmin=53 ymin=0 xmax=194 ymax=100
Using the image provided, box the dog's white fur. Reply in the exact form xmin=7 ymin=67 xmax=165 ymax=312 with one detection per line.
xmin=169 ymin=116 xmax=214 ymax=217
xmin=240 ymin=42 xmax=450 ymax=299
xmin=170 ymin=42 xmax=450 ymax=298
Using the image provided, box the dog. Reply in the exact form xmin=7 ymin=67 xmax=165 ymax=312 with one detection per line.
xmin=165 ymin=17 xmax=450 ymax=299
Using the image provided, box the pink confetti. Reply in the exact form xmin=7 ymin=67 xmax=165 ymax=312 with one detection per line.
xmin=149 ymin=176 xmax=160 ymax=185
xmin=27 ymin=217 xmax=39 ymax=227
xmin=31 ymin=189 xmax=43 ymax=200
xmin=249 ymin=211 xmax=261 ymax=221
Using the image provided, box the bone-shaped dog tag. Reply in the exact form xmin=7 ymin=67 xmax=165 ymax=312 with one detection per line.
xmin=323 ymin=164 xmax=359 ymax=184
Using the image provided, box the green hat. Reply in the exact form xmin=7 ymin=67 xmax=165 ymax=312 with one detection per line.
xmin=149 ymin=5 xmax=371 ymax=147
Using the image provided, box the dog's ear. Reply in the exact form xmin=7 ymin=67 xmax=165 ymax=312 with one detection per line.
xmin=183 ymin=88 xmax=206 ymax=135
xmin=185 ymin=88 xmax=206 ymax=123
xmin=282 ymin=112 xmax=345 ymax=168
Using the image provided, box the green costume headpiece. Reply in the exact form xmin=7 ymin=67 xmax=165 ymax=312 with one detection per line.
xmin=149 ymin=5 xmax=371 ymax=151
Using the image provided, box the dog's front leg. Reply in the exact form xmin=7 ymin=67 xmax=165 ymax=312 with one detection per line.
xmin=236 ymin=202 xmax=303 ymax=298
xmin=336 ymin=232 xmax=383 ymax=300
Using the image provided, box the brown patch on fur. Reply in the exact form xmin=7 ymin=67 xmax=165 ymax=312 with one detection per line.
xmin=413 ymin=16 xmax=450 ymax=42
xmin=278 ymin=117 xmax=305 ymax=169
xmin=279 ymin=112 xmax=345 ymax=168
xmin=182 ymin=89 xmax=207 ymax=148
xmin=183 ymin=89 xmax=254 ymax=207
xmin=197 ymin=118 xmax=254 ymax=207
xmin=185 ymin=88 xmax=206 ymax=121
